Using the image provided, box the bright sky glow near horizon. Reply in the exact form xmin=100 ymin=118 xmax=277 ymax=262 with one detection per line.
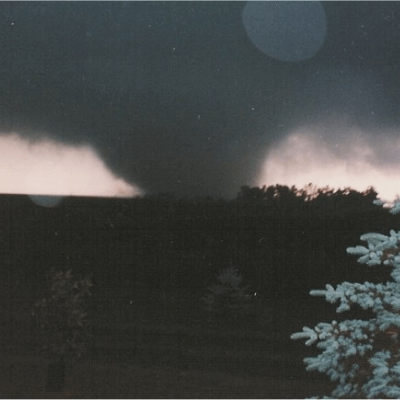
xmin=257 ymin=127 xmax=400 ymax=202
xmin=0 ymin=133 xmax=142 ymax=202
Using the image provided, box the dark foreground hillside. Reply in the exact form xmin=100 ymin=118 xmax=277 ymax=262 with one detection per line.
xmin=0 ymin=186 xmax=396 ymax=398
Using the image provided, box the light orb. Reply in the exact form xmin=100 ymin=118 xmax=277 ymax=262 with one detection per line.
xmin=242 ymin=2 xmax=326 ymax=62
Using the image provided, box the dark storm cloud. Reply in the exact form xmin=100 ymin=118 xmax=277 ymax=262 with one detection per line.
xmin=0 ymin=2 xmax=257 ymax=197
xmin=1 ymin=2 xmax=400 ymax=198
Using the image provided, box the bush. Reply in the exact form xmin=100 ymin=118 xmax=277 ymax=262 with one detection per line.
xmin=32 ymin=268 xmax=93 ymax=361
xmin=291 ymin=200 xmax=400 ymax=398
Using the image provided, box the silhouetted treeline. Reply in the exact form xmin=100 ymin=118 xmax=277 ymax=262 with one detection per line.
xmin=0 ymin=185 xmax=398 ymax=305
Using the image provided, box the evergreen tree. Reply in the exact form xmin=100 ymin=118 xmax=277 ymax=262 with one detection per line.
xmin=292 ymin=200 xmax=400 ymax=398
xmin=203 ymin=267 xmax=252 ymax=321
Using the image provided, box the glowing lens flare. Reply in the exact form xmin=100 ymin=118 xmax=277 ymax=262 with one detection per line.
xmin=242 ymin=1 xmax=326 ymax=62
xmin=0 ymin=133 xmax=142 ymax=202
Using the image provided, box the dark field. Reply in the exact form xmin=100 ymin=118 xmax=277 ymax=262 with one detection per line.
xmin=0 ymin=286 xmax=334 ymax=398
xmin=0 ymin=188 xmax=391 ymax=398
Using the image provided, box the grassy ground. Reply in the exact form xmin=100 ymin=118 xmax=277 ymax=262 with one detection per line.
xmin=0 ymin=354 xmax=333 ymax=399
xmin=0 ymin=287 xmax=335 ymax=398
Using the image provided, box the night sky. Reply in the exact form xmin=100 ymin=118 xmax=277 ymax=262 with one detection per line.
xmin=1 ymin=1 xmax=400 ymax=201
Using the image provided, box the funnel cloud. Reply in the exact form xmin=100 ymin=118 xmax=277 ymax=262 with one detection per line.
xmin=0 ymin=2 xmax=397 ymax=199
xmin=0 ymin=133 xmax=142 ymax=201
